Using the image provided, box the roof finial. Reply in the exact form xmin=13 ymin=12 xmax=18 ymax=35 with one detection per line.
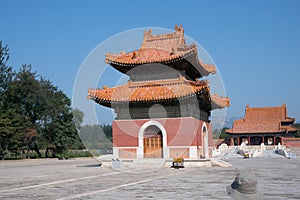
xmin=282 ymin=103 xmax=286 ymax=108
xmin=132 ymin=51 xmax=137 ymax=59
xmin=175 ymin=24 xmax=184 ymax=33
xmin=180 ymin=24 xmax=184 ymax=33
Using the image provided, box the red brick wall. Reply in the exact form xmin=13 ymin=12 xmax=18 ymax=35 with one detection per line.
xmin=169 ymin=148 xmax=190 ymax=158
xmin=112 ymin=117 xmax=210 ymax=148
xmin=112 ymin=120 xmax=142 ymax=147
xmin=282 ymin=137 xmax=300 ymax=148
xmin=118 ymin=149 xmax=137 ymax=159
xmin=164 ymin=118 xmax=201 ymax=146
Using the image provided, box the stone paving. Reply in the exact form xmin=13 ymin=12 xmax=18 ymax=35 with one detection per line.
xmin=0 ymin=148 xmax=300 ymax=199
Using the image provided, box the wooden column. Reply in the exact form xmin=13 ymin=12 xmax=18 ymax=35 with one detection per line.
xmin=237 ymin=137 xmax=240 ymax=146
xmin=248 ymin=137 xmax=251 ymax=145
xmin=230 ymin=137 xmax=234 ymax=146
xmin=262 ymin=136 xmax=265 ymax=144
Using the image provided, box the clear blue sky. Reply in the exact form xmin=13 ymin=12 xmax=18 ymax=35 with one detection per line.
xmin=1 ymin=0 xmax=300 ymax=124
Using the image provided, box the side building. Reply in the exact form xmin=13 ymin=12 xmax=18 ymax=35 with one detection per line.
xmin=226 ymin=104 xmax=298 ymax=146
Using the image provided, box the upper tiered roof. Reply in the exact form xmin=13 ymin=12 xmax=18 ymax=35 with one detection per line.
xmin=226 ymin=104 xmax=298 ymax=134
xmin=105 ymin=25 xmax=216 ymax=79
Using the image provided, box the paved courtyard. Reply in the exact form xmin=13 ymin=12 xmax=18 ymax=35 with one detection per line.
xmin=0 ymin=148 xmax=300 ymax=200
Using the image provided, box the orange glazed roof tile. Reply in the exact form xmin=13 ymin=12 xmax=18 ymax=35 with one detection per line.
xmin=226 ymin=104 xmax=298 ymax=134
xmin=105 ymin=26 xmax=216 ymax=77
xmin=210 ymin=94 xmax=230 ymax=109
xmin=88 ymin=78 xmax=210 ymax=104
xmin=88 ymin=25 xmax=231 ymax=113
xmin=106 ymin=47 xmax=192 ymax=65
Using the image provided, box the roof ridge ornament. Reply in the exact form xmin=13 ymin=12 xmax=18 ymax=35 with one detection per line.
xmin=174 ymin=24 xmax=184 ymax=33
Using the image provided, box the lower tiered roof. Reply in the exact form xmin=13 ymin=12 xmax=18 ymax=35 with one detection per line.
xmin=88 ymin=77 xmax=229 ymax=109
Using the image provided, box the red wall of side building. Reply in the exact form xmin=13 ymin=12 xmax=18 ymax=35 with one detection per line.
xmin=112 ymin=117 xmax=211 ymax=148
xmin=283 ymin=138 xmax=300 ymax=148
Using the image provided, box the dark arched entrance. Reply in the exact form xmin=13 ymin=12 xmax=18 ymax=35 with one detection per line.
xmin=143 ymin=125 xmax=163 ymax=158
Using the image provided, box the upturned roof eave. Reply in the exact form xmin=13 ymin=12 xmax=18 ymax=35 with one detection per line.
xmin=105 ymin=48 xmax=216 ymax=78
xmin=90 ymin=94 xmax=203 ymax=108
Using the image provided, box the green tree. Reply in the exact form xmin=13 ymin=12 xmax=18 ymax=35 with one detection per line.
xmin=72 ymin=108 xmax=84 ymax=131
xmin=3 ymin=64 xmax=43 ymax=157
xmin=0 ymin=41 xmax=14 ymax=95
xmin=101 ymin=124 xmax=112 ymax=142
xmin=213 ymin=127 xmax=230 ymax=139
xmin=37 ymin=78 xmax=78 ymax=157
xmin=0 ymin=41 xmax=18 ymax=159
xmin=79 ymin=124 xmax=112 ymax=150
xmin=294 ymin=123 xmax=300 ymax=138
xmin=71 ymin=108 xmax=85 ymax=150
xmin=0 ymin=42 xmax=82 ymax=159
xmin=2 ymin=65 xmax=80 ymax=158
xmin=0 ymin=109 xmax=24 ymax=159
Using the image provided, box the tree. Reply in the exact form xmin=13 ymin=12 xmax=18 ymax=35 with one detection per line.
xmin=0 ymin=109 xmax=23 ymax=159
xmin=1 ymin=64 xmax=80 ymax=158
xmin=72 ymin=108 xmax=84 ymax=131
xmin=37 ymin=78 xmax=79 ymax=157
xmin=79 ymin=124 xmax=112 ymax=150
xmin=70 ymin=108 xmax=85 ymax=150
xmin=213 ymin=127 xmax=230 ymax=139
xmin=0 ymin=41 xmax=13 ymax=95
xmin=294 ymin=123 xmax=300 ymax=138
xmin=0 ymin=41 xmax=18 ymax=159
xmin=0 ymin=42 xmax=82 ymax=159
xmin=3 ymin=65 xmax=43 ymax=157
xmin=101 ymin=124 xmax=112 ymax=142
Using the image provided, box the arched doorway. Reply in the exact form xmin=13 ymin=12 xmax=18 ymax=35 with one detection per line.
xmin=202 ymin=123 xmax=209 ymax=158
xmin=143 ymin=125 xmax=163 ymax=158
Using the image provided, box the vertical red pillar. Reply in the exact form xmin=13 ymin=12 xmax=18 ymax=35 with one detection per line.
xmin=262 ymin=136 xmax=265 ymax=144
xmin=248 ymin=137 xmax=251 ymax=145
xmin=230 ymin=137 xmax=234 ymax=146
xmin=237 ymin=137 xmax=240 ymax=145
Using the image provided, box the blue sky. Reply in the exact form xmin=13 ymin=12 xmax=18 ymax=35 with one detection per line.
xmin=1 ymin=0 xmax=300 ymax=125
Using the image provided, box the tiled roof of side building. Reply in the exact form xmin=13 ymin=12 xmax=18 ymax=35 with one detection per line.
xmin=226 ymin=104 xmax=298 ymax=134
xmin=226 ymin=119 xmax=283 ymax=134
xmin=244 ymin=104 xmax=287 ymax=122
xmin=281 ymin=126 xmax=298 ymax=132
